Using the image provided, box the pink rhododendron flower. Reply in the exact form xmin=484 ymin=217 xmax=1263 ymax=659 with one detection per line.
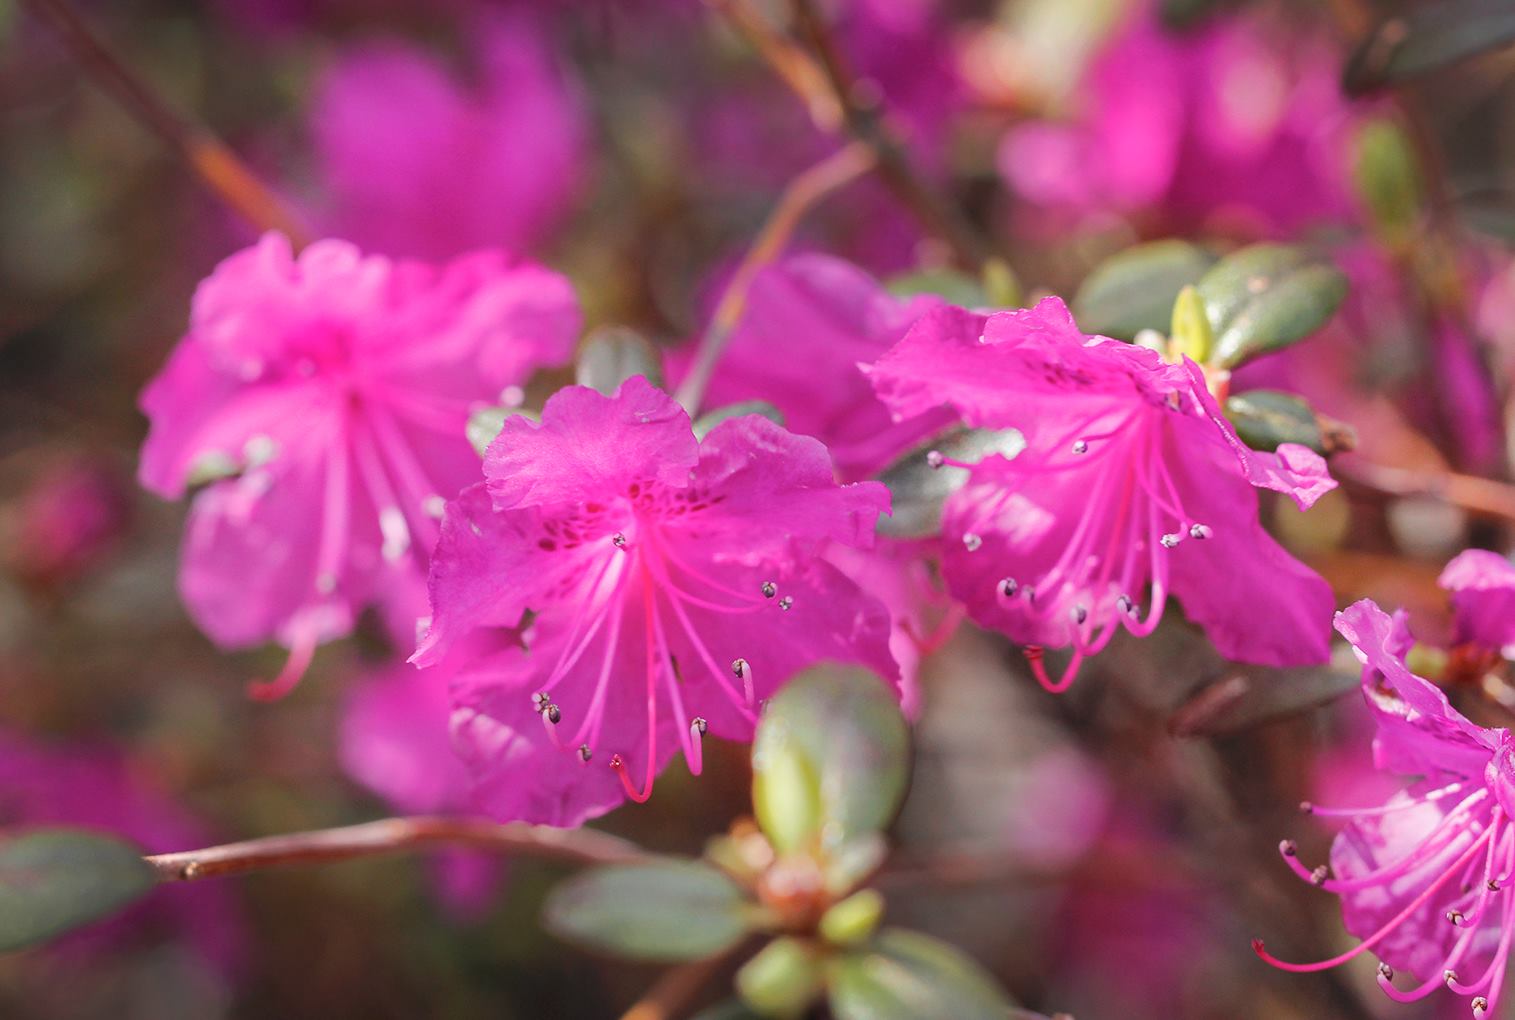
xmin=1257 ymin=599 xmax=1515 ymax=1018
xmin=1441 ymin=550 xmax=1515 ymax=654
xmin=867 ymin=296 xmax=1335 ymax=691
xmin=139 ymin=232 xmax=580 ymax=697
xmin=310 ymin=15 xmax=587 ymax=261
xmin=999 ymin=6 xmax=1359 ymax=237
xmin=416 ymin=376 xmax=897 ymax=826
xmin=672 ymin=254 xmax=956 ymax=481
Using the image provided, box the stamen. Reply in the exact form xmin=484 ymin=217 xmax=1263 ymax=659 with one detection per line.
xmin=1254 ymin=822 xmax=1498 ymax=973
xmin=999 ymin=577 xmax=1018 ymax=598
xmin=761 ymin=581 xmax=777 ymax=599
xmin=609 ymin=754 xmax=652 ymax=803
xmin=612 ymin=532 xmax=628 ymax=548
xmin=962 ymin=533 xmax=983 ymax=552
xmin=731 ymin=658 xmax=755 ymax=703
xmin=578 ymin=744 xmax=592 ymax=763
xmin=925 ymin=450 xmax=944 ymax=469
xmin=1188 ymin=523 xmax=1212 ymax=540
xmin=1071 ymin=439 xmax=1088 ymax=454
xmin=1161 ymin=533 xmax=1181 ymax=548
xmin=248 ymin=626 xmax=319 ymax=702
xmin=1024 ymin=645 xmax=1084 ymax=694
xmin=379 ymin=505 xmax=410 ymax=562
xmin=688 ymin=718 xmax=707 ymax=776
xmin=1071 ymin=605 xmax=1088 ymax=625
xmin=777 ymin=595 xmax=793 ymax=611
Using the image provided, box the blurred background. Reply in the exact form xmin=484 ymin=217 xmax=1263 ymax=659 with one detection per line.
xmin=4 ymin=0 xmax=1515 ymax=1016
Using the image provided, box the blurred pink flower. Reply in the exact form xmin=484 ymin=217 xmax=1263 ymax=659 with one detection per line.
xmin=1000 ymin=7 xmax=1359 ymax=237
xmin=1440 ymin=550 xmax=1515 ymax=654
xmin=7 ymin=460 xmax=130 ymax=586
xmin=416 ymin=376 xmax=898 ymax=825
xmin=139 ymin=232 xmax=579 ymax=698
xmin=0 ymin=729 xmax=243 ymax=975
xmin=309 ymin=15 xmax=588 ymax=261
xmin=868 ymin=297 xmax=1335 ymax=691
xmin=1258 ymin=599 xmax=1515 ymax=1018
xmin=671 ymin=254 xmax=956 ymax=482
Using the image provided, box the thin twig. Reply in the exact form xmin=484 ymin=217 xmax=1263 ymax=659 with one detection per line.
xmin=673 ymin=141 xmax=877 ymax=414
xmin=19 ymin=0 xmax=311 ymax=245
xmin=709 ymin=0 xmax=991 ymax=270
xmin=144 ymin=816 xmax=648 ymax=882
xmin=619 ymin=950 xmax=734 ymax=1020
xmin=1338 ymin=457 xmax=1515 ymax=523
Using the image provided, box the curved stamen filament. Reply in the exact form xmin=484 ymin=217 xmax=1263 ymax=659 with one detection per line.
xmin=248 ymin=623 xmax=320 ymax=702
xmin=1255 ymin=822 xmax=1497 ymax=973
xmin=1304 ymin=781 xmax=1468 ymax=818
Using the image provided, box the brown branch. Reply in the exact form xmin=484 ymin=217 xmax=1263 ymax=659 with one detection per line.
xmin=619 ymin=951 xmax=733 ymax=1020
xmin=673 ymin=141 xmax=877 ymax=413
xmin=145 ymin=816 xmax=648 ymax=882
xmin=1337 ymin=457 xmax=1515 ymax=523
xmin=19 ymin=0 xmax=311 ymax=245
xmin=709 ymin=0 xmax=991 ymax=271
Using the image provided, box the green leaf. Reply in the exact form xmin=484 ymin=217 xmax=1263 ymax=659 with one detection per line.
xmin=1196 ymin=244 xmax=1347 ymax=369
xmin=751 ymin=668 xmax=910 ymax=853
xmin=0 ymin=829 xmax=155 ymax=952
xmin=818 ymin=889 xmax=885 ymax=947
xmin=1072 ymin=240 xmax=1216 ymax=340
xmin=1225 ymin=390 xmax=1355 ymax=455
xmin=736 ymin=936 xmax=825 ymax=1018
xmin=1344 ymin=0 xmax=1515 ymax=94
xmin=576 ymin=326 xmax=664 ymax=395
xmin=1167 ymin=661 xmax=1362 ymax=737
xmin=1351 ymin=118 xmax=1423 ymax=241
xmin=878 ymin=429 xmax=1024 ymax=540
xmin=466 ymin=406 xmax=511 ymax=457
xmin=543 ymin=858 xmax=753 ymax=962
xmin=886 ymin=269 xmax=986 ymax=308
xmin=693 ymin=401 xmax=786 ymax=441
xmin=827 ymin=929 xmax=1015 ymax=1020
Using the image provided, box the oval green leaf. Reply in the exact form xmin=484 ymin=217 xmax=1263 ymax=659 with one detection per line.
xmin=1196 ymin=244 xmax=1347 ymax=369
xmin=543 ymin=858 xmax=752 ymax=962
xmin=827 ymin=929 xmax=1015 ymax=1020
xmin=878 ymin=429 xmax=1023 ymax=540
xmin=693 ymin=401 xmax=786 ymax=441
xmin=1167 ymin=662 xmax=1362 ymax=738
xmin=751 ymin=667 xmax=910 ymax=853
xmin=1225 ymin=390 xmax=1330 ymax=454
xmin=0 ymin=829 xmax=155 ymax=952
xmin=1071 ymin=240 xmax=1216 ymax=340
xmin=576 ymin=326 xmax=664 ymax=396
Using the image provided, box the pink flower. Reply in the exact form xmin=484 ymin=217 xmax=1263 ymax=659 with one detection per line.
xmin=139 ymin=232 xmax=580 ymax=697
xmin=999 ymin=6 xmax=1359 ymax=237
xmin=1441 ymin=550 xmax=1515 ymax=654
xmin=309 ymin=15 xmax=587 ymax=261
xmin=6 ymin=459 xmax=130 ymax=586
xmin=1257 ymin=599 xmax=1515 ymax=1018
xmin=672 ymin=254 xmax=956 ymax=481
xmin=867 ymin=296 xmax=1335 ymax=691
xmin=416 ymin=376 xmax=898 ymax=826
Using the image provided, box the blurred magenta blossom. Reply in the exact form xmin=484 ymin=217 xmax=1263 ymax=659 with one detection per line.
xmin=309 ymin=14 xmax=588 ymax=261
xmin=416 ymin=377 xmax=899 ymax=825
xmin=6 ymin=460 xmax=131 ymax=587
xmin=1000 ymin=4 xmax=1359 ymax=237
xmin=138 ymin=233 xmax=579 ymax=697
xmin=868 ymin=296 xmax=1335 ymax=691
xmin=1259 ymin=599 xmax=1515 ymax=1018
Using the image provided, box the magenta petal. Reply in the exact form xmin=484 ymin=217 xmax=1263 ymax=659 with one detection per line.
xmin=1335 ymin=599 xmax=1497 ymax=777
xmin=484 ymin=377 xmax=698 ymax=512
xmin=340 ymin=660 xmax=475 ymax=814
xmin=1440 ymin=549 xmax=1515 ymax=651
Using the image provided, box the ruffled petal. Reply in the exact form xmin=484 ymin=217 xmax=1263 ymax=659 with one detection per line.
xmin=1440 ymin=549 xmax=1515 ymax=651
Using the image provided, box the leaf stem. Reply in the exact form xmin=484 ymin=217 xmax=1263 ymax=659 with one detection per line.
xmin=672 ymin=141 xmax=876 ymax=414
xmin=18 ymin=0 xmax=312 ymax=245
xmin=144 ymin=816 xmax=648 ymax=882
